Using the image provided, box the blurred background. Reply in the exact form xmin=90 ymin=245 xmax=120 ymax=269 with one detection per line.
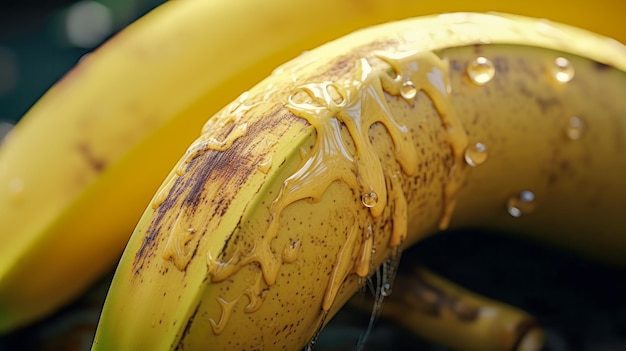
xmin=1 ymin=228 xmax=625 ymax=351
xmin=0 ymin=0 xmax=167 ymax=134
xmin=1 ymin=1 xmax=625 ymax=351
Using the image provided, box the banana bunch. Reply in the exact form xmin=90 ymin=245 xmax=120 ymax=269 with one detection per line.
xmin=0 ymin=0 xmax=624 ymax=350
xmin=87 ymin=11 xmax=626 ymax=351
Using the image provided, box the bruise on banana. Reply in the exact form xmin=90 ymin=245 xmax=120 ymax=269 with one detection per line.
xmin=157 ymin=45 xmax=466 ymax=350
xmin=76 ymin=141 xmax=107 ymax=173
xmin=131 ymin=44 xmax=623 ymax=350
xmin=132 ymin=103 xmax=303 ymax=275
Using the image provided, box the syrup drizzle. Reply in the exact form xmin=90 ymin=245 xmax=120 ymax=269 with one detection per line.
xmin=201 ymin=50 xmax=467 ymax=333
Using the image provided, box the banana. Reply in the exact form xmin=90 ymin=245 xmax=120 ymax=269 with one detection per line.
xmin=0 ymin=0 xmax=574 ymax=334
xmin=90 ymin=12 xmax=626 ymax=351
xmin=4 ymin=0 xmax=623 ymax=335
xmin=1 ymin=0 xmax=410 ymax=333
xmin=351 ymin=265 xmax=544 ymax=351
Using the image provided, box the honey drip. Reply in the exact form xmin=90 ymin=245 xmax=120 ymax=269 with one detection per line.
xmin=205 ymin=49 xmax=467 ymax=326
xmin=162 ymin=212 xmax=197 ymax=270
xmin=281 ymin=240 xmax=301 ymax=263
xmin=355 ymin=223 xmax=375 ymax=278
xmin=208 ymin=273 xmax=266 ymax=335
xmin=208 ymin=296 xmax=239 ymax=335
xmin=377 ymin=51 xmax=467 ymax=229
xmin=387 ymin=170 xmax=408 ymax=247
xmin=151 ymin=90 xmax=275 ymax=211
xmin=177 ymin=92 xmax=261 ymax=175
xmin=257 ymin=154 xmax=273 ymax=174
xmin=323 ymin=217 xmax=360 ymax=311
xmin=207 ymin=220 xmax=281 ymax=286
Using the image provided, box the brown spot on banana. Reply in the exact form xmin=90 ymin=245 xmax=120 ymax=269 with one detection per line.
xmin=171 ymin=47 xmax=465 ymax=351
xmin=187 ymin=48 xmax=466 ymax=322
xmin=93 ymin=13 xmax=626 ymax=351
xmin=133 ymin=107 xmax=306 ymax=274
xmin=77 ymin=141 xmax=107 ymax=173
xmin=389 ymin=269 xmax=481 ymax=321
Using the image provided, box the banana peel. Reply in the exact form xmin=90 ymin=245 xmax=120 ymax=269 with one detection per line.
xmin=1 ymin=0 xmax=625 ymax=334
xmin=91 ymin=13 xmax=626 ymax=351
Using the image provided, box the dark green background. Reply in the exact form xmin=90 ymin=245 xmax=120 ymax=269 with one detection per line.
xmin=0 ymin=0 xmax=166 ymax=124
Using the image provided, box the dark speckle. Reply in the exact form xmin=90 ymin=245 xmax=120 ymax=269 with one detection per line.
xmin=448 ymin=59 xmax=464 ymax=72
xmin=131 ymin=106 xmax=299 ymax=275
xmin=472 ymin=44 xmax=484 ymax=55
xmin=535 ymin=96 xmax=562 ymax=114
xmin=594 ymin=61 xmax=612 ymax=71
xmin=77 ymin=141 xmax=106 ymax=172
xmin=176 ymin=303 xmax=201 ymax=350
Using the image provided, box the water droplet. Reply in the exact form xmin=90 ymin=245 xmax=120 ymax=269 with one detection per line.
xmin=552 ymin=57 xmax=574 ymax=83
xmin=281 ymin=240 xmax=301 ymax=264
xmin=464 ymin=142 xmax=488 ymax=167
xmin=400 ymin=81 xmax=417 ymax=100
xmin=506 ymin=190 xmax=536 ymax=218
xmin=466 ymin=57 xmax=495 ymax=85
xmin=565 ymin=116 xmax=585 ymax=140
xmin=361 ymin=192 xmax=379 ymax=208
xmin=381 ymin=283 xmax=392 ymax=297
xmin=305 ymin=335 xmax=318 ymax=351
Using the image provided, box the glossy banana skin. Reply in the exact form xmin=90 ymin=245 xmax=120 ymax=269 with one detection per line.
xmin=0 ymin=0 xmax=624 ymax=336
xmin=91 ymin=13 xmax=626 ymax=351
xmin=0 ymin=0 xmax=415 ymax=332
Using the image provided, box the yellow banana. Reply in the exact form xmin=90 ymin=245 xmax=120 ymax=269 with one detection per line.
xmin=91 ymin=12 xmax=626 ymax=351
xmin=0 ymin=0 xmax=407 ymax=333
xmin=4 ymin=0 xmax=623 ymax=335
xmin=351 ymin=265 xmax=544 ymax=351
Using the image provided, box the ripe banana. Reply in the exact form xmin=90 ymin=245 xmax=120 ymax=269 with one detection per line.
xmin=91 ymin=12 xmax=626 ymax=351
xmin=4 ymin=0 xmax=623 ymax=335
xmin=0 ymin=0 xmax=403 ymax=333
xmin=351 ymin=264 xmax=544 ymax=351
